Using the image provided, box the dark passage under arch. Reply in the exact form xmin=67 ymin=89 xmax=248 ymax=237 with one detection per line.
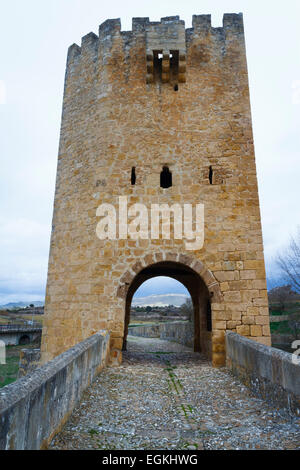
xmin=122 ymin=261 xmax=212 ymax=358
xmin=19 ymin=335 xmax=30 ymax=345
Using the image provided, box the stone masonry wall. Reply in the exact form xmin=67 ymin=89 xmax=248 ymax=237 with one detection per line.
xmin=0 ymin=330 xmax=110 ymax=450
xmin=128 ymin=321 xmax=194 ymax=348
xmin=18 ymin=348 xmax=41 ymax=378
xmin=226 ymin=331 xmax=300 ymax=416
xmin=41 ymin=14 xmax=270 ymax=368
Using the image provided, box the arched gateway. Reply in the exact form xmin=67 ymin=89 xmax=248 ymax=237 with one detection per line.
xmin=41 ymin=14 xmax=271 ymax=368
xmin=118 ymin=252 xmax=222 ymax=361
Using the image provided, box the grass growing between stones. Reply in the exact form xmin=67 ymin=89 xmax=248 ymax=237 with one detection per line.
xmin=150 ymin=351 xmax=173 ymax=354
xmin=163 ymin=358 xmax=196 ymax=422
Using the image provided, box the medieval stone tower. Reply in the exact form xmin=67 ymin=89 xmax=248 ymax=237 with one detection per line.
xmin=41 ymin=13 xmax=271 ymax=367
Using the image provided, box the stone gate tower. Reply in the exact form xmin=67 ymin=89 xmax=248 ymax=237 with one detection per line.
xmin=41 ymin=14 xmax=271 ymax=367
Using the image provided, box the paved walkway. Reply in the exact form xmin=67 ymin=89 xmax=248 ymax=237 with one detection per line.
xmin=50 ymin=336 xmax=300 ymax=450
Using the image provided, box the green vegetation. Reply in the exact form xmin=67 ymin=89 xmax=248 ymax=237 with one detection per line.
xmin=180 ymin=404 xmax=188 ymax=418
xmin=182 ymin=442 xmax=199 ymax=449
xmin=270 ymin=320 xmax=294 ymax=335
xmin=269 ymin=293 xmax=300 ymax=342
xmin=269 ymin=299 xmax=300 ymax=342
xmin=269 ymin=301 xmax=300 ymax=316
xmin=149 ymin=351 xmax=172 ymax=354
xmin=0 ymin=345 xmax=21 ymax=388
xmin=0 ymin=357 xmax=19 ymax=387
xmin=0 ymin=343 xmax=39 ymax=388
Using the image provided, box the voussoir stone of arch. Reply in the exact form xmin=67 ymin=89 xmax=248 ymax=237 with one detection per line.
xmin=209 ymin=284 xmax=223 ymax=303
xmin=202 ymin=270 xmax=216 ymax=286
xmin=117 ymin=252 xmax=222 ymax=303
xmin=143 ymin=253 xmax=156 ymax=266
xmin=131 ymin=261 xmax=145 ymax=274
xmin=117 ymin=284 xmax=127 ymax=299
xmin=120 ymin=270 xmax=134 ymax=285
xmin=178 ymin=253 xmax=194 ymax=266
xmin=165 ymin=252 xmax=179 ymax=262
xmin=191 ymin=260 xmax=205 ymax=275
xmin=154 ymin=252 xmax=164 ymax=263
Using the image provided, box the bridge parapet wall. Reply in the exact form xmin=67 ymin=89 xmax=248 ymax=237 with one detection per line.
xmin=0 ymin=325 xmax=42 ymax=333
xmin=128 ymin=320 xmax=194 ymax=348
xmin=226 ymin=332 xmax=300 ymax=417
xmin=0 ymin=330 xmax=110 ymax=450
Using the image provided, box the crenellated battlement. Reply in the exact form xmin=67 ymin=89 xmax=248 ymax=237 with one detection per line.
xmin=67 ymin=13 xmax=244 ymax=63
xmin=65 ymin=13 xmax=245 ymax=88
xmin=99 ymin=18 xmax=121 ymax=37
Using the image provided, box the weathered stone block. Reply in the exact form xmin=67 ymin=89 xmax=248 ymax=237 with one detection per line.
xmin=250 ymin=325 xmax=262 ymax=337
xmin=236 ymin=324 xmax=250 ymax=336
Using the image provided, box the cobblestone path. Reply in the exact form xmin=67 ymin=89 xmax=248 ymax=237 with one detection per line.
xmin=50 ymin=336 xmax=300 ymax=450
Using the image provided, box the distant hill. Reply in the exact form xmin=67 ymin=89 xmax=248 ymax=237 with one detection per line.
xmin=132 ymin=294 xmax=189 ymax=307
xmin=0 ymin=301 xmax=44 ymax=310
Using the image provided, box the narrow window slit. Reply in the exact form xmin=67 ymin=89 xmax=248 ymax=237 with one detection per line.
xmin=153 ymin=51 xmax=163 ymax=81
xmin=209 ymin=166 xmax=213 ymax=185
xmin=131 ymin=167 xmax=136 ymax=185
xmin=160 ymin=166 xmax=172 ymax=188
xmin=170 ymin=50 xmax=179 ymax=88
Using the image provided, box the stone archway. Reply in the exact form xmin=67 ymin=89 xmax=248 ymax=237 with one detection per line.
xmin=19 ymin=334 xmax=30 ymax=345
xmin=117 ymin=252 xmax=223 ymax=363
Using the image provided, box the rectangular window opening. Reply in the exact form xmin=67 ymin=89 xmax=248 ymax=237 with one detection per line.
xmin=131 ymin=167 xmax=136 ymax=185
xmin=153 ymin=50 xmax=163 ymax=82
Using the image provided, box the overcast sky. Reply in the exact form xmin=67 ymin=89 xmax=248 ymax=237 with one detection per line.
xmin=0 ymin=0 xmax=299 ymax=304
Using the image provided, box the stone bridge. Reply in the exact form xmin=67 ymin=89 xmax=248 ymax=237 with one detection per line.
xmin=0 ymin=324 xmax=42 ymax=346
xmin=0 ymin=331 xmax=299 ymax=450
